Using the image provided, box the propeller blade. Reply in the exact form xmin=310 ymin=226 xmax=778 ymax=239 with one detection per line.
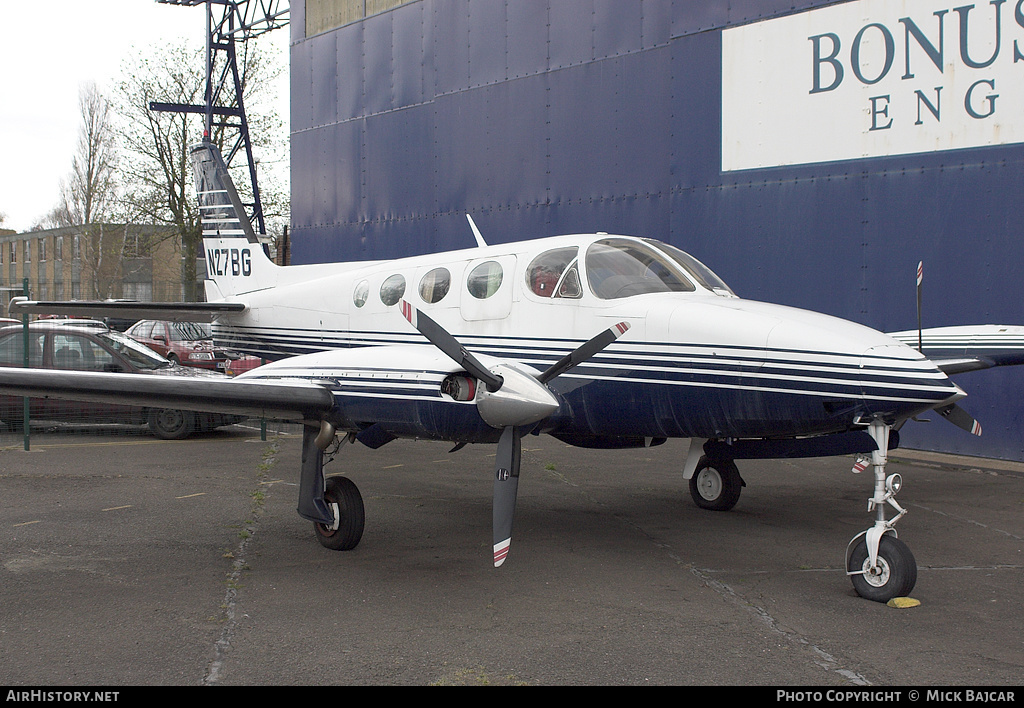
xmin=400 ymin=304 xmax=630 ymax=568
xmin=400 ymin=300 xmax=504 ymax=392
xmin=916 ymin=261 xmax=924 ymax=353
xmin=937 ymin=403 xmax=982 ymax=436
xmin=492 ymin=426 xmax=522 ymax=567
xmin=537 ymin=321 xmax=631 ymax=384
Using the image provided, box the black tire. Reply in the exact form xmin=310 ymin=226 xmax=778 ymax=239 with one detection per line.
xmin=847 ymin=534 xmax=918 ymax=602
xmin=689 ymin=455 xmax=742 ymax=511
xmin=313 ymin=476 xmax=365 ymax=551
xmin=147 ymin=408 xmax=196 ymax=440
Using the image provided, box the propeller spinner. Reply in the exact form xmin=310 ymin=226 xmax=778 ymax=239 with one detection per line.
xmin=399 ymin=300 xmax=630 ymax=566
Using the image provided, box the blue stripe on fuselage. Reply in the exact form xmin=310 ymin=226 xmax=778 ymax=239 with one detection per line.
xmin=237 ymin=326 xmax=957 ymax=442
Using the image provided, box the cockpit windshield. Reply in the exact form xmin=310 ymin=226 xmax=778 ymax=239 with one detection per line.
xmin=585 ymin=239 xmax=695 ymax=300
xmin=645 ymin=239 xmax=736 ymax=297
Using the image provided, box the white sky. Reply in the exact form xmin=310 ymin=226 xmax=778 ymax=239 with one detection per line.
xmin=0 ymin=0 xmax=290 ymax=233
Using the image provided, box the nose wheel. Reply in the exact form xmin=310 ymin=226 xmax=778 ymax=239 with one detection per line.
xmin=846 ymin=421 xmax=917 ymax=602
xmin=847 ymin=533 xmax=917 ymax=602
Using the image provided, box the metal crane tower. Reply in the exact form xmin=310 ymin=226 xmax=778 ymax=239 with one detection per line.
xmin=153 ymin=1 xmax=289 ymax=238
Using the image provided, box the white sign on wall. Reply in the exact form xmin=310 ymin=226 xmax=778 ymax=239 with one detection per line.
xmin=722 ymin=0 xmax=1024 ymax=171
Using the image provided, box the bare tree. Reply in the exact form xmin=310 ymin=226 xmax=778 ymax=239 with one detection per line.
xmin=115 ymin=38 xmax=286 ymax=300
xmin=52 ymin=83 xmax=120 ymax=228
xmin=42 ymin=83 xmax=128 ymax=299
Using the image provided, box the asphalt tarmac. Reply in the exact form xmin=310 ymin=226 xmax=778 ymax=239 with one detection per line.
xmin=0 ymin=422 xmax=1021 ymax=686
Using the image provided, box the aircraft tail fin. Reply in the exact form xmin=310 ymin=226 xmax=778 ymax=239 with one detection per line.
xmin=190 ymin=140 xmax=260 ymax=244
xmin=190 ymin=140 xmax=278 ymax=298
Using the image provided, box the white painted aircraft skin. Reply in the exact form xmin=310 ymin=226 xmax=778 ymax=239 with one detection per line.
xmin=203 ymin=233 xmax=961 ymax=443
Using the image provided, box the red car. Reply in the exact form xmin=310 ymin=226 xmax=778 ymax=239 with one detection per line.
xmin=125 ymin=320 xmax=229 ymax=371
xmin=0 ymin=323 xmax=245 ymax=439
xmin=225 ymin=353 xmax=263 ymax=376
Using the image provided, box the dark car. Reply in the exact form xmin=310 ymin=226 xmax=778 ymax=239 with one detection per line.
xmin=0 ymin=323 xmax=245 ymax=439
xmin=125 ymin=320 xmax=229 ymax=371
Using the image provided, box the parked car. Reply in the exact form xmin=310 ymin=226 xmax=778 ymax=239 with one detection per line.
xmin=225 ymin=353 xmax=263 ymax=376
xmin=125 ymin=320 xmax=230 ymax=371
xmin=25 ymin=318 xmax=109 ymax=330
xmin=0 ymin=323 xmax=246 ymax=439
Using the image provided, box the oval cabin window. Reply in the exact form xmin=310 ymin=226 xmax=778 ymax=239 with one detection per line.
xmin=467 ymin=261 xmax=503 ymax=299
xmin=353 ymin=280 xmax=369 ymax=308
xmin=419 ymin=268 xmax=451 ymax=304
xmin=380 ymin=274 xmax=406 ymax=306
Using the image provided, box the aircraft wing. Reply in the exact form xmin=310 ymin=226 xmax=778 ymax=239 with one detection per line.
xmin=7 ymin=296 xmax=246 ymax=323
xmin=0 ymin=367 xmax=333 ymax=421
xmin=888 ymin=325 xmax=1024 ymax=375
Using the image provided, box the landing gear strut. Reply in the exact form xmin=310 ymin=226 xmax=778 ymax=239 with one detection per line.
xmin=845 ymin=421 xmax=917 ymax=602
xmin=298 ymin=421 xmax=365 ymax=552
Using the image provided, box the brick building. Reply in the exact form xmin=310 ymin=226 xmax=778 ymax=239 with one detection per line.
xmin=0 ymin=225 xmax=187 ymax=309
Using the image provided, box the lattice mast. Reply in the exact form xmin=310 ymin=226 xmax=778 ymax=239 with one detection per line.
xmin=153 ymin=1 xmax=289 ymax=238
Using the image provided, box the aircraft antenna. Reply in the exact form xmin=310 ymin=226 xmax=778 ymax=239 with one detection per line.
xmin=467 ymin=215 xmax=488 ymax=248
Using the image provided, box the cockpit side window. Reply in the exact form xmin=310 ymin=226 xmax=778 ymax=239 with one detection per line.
xmin=526 ymin=247 xmax=580 ymax=299
xmin=586 ymin=239 xmax=695 ymax=299
xmin=556 ymin=264 xmax=582 ymax=298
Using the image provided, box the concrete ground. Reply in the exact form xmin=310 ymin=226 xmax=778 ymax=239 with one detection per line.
xmin=0 ymin=422 xmax=1021 ymax=686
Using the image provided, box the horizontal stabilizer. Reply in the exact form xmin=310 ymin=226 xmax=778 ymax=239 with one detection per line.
xmin=7 ymin=296 xmax=246 ymax=323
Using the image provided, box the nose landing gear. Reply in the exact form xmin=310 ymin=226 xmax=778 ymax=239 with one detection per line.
xmin=845 ymin=421 xmax=917 ymax=602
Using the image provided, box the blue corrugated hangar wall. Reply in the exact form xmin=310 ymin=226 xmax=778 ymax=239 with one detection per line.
xmin=289 ymin=0 xmax=1024 ymax=461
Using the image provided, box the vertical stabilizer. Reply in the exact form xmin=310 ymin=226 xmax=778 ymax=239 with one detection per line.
xmin=190 ymin=141 xmax=260 ymax=244
xmin=191 ymin=140 xmax=277 ymax=298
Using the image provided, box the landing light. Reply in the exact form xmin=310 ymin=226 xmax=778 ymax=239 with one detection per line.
xmin=885 ymin=473 xmax=903 ymax=495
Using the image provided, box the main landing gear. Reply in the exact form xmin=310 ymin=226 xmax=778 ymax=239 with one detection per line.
xmin=844 ymin=421 xmax=917 ymax=602
xmin=298 ymin=421 xmax=365 ymax=552
xmin=688 ymin=455 xmax=745 ymax=511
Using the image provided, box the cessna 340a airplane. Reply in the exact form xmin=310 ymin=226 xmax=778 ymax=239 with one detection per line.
xmin=5 ymin=141 xmax=1024 ymax=602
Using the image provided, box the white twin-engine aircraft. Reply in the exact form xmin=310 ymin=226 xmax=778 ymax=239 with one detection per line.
xmin=7 ymin=142 xmax=1024 ymax=602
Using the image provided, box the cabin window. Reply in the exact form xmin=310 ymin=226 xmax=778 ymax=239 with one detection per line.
xmin=419 ymin=268 xmax=451 ymax=304
xmin=526 ymin=247 xmax=582 ymax=298
xmin=586 ymin=239 xmax=695 ymax=299
xmin=353 ymin=280 xmax=369 ymax=308
xmin=380 ymin=274 xmax=406 ymax=306
xmin=467 ymin=261 xmax=503 ymax=299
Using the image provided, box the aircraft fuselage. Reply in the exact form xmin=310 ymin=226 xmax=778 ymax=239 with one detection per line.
xmin=210 ymin=233 xmax=961 ymax=448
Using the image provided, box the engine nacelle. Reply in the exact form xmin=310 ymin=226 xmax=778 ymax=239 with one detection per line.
xmin=475 ymin=363 xmax=559 ymax=428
